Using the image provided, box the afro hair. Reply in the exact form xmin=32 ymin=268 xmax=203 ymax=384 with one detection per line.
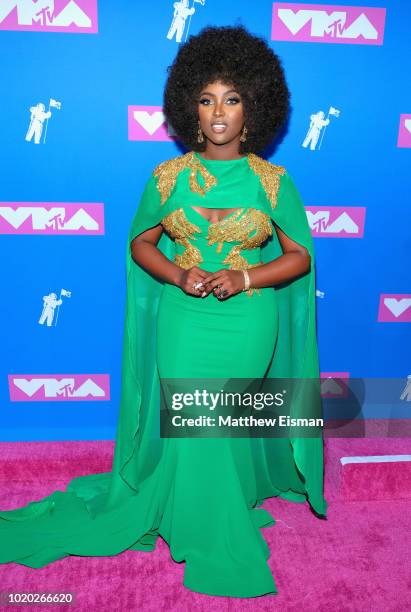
xmin=163 ymin=24 xmax=290 ymax=155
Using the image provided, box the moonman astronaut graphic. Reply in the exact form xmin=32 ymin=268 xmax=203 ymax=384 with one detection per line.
xmin=167 ymin=0 xmax=205 ymax=43
xmin=38 ymin=292 xmax=62 ymax=327
xmin=25 ymin=103 xmax=51 ymax=144
xmin=400 ymin=375 xmax=411 ymax=401
xmin=302 ymin=111 xmax=330 ymax=150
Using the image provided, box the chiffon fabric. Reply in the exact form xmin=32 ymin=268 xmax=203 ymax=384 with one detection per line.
xmin=0 ymin=151 xmax=327 ymax=598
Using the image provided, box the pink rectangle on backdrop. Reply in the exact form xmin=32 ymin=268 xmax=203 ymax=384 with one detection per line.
xmin=0 ymin=0 xmax=98 ymax=34
xmin=9 ymin=374 xmax=110 ymax=401
xmin=0 ymin=0 xmax=98 ymax=33
xmin=0 ymin=203 xmax=104 ymax=235
xmin=271 ymin=3 xmax=386 ymax=45
xmin=378 ymin=295 xmax=411 ymax=322
xmin=306 ymin=206 xmax=366 ymax=238
xmin=128 ymin=106 xmax=174 ymax=141
xmin=397 ymin=115 xmax=411 ymax=148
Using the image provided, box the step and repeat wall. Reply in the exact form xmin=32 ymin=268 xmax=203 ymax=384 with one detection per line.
xmin=1 ymin=1 xmax=409 ymax=440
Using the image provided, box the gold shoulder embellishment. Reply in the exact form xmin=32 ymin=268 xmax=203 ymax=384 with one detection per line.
xmin=153 ymin=153 xmax=190 ymax=205
xmin=247 ymin=153 xmax=286 ymax=209
xmin=153 ymin=151 xmax=218 ymax=205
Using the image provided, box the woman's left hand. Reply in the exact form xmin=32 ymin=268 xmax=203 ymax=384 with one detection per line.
xmin=201 ymin=269 xmax=245 ymax=299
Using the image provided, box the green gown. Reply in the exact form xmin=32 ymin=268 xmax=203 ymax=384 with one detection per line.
xmin=0 ymin=150 xmax=327 ymax=598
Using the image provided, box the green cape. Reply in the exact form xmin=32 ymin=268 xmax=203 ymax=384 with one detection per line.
xmin=102 ymin=151 xmax=328 ymax=518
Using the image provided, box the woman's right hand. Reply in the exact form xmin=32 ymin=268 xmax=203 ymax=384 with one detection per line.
xmin=177 ymin=266 xmax=211 ymax=297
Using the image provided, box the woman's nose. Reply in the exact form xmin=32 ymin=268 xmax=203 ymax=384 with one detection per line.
xmin=213 ymin=102 xmax=224 ymax=116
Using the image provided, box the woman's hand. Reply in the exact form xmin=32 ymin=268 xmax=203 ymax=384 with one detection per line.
xmin=201 ymin=269 xmax=245 ymax=300
xmin=178 ymin=265 xmax=214 ymax=297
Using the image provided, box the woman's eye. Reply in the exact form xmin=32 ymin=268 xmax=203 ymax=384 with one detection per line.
xmin=198 ymin=97 xmax=241 ymax=105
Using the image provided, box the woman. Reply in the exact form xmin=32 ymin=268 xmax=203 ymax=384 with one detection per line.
xmin=0 ymin=25 xmax=327 ymax=598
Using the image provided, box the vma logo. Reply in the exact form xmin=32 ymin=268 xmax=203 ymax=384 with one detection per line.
xmin=397 ymin=114 xmax=411 ymax=148
xmin=0 ymin=203 xmax=104 ymax=235
xmin=307 ymin=206 xmax=366 ymax=238
xmin=271 ymin=3 xmax=386 ymax=45
xmin=128 ymin=105 xmax=175 ymax=142
xmin=378 ymin=295 xmax=411 ymax=323
xmin=0 ymin=0 xmax=98 ymax=33
xmin=9 ymin=374 xmax=110 ymax=401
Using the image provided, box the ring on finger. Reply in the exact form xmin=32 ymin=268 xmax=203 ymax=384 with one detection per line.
xmin=217 ymin=287 xmax=228 ymax=298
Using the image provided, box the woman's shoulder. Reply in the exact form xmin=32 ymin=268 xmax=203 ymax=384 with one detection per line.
xmin=151 ymin=151 xmax=194 ymax=178
xmin=147 ymin=150 xmax=289 ymax=208
xmin=247 ymin=153 xmax=286 ymax=178
xmin=147 ymin=152 xmax=195 ymax=205
xmin=247 ymin=153 xmax=287 ymax=210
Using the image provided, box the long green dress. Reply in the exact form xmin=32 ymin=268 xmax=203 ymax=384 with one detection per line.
xmin=0 ymin=150 xmax=327 ymax=598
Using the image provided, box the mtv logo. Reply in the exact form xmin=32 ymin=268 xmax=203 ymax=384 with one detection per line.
xmin=378 ymin=295 xmax=411 ymax=323
xmin=0 ymin=0 xmax=98 ymax=33
xmin=271 ymin=3 xmax=386 ymax=45
xmin=9 ymin=374 xmax=110 ymax=401
xmin=397 ymin=114 xmax=411 ymax=148
xmin=128 ymin=106 xmax=175 ymax=141
xmin=0 ymin=203 xmax=105 ymax=235
xmin=306 ymin=206 xmax=366 ymax=238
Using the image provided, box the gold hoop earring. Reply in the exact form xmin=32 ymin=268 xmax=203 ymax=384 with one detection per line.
xmin=239 ymin=125 xmax=248 ymax=142
xmin=197 ymin=120 xmax=204 ymax=143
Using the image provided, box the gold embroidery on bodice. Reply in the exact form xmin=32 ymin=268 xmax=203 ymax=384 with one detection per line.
xmin=207 ymin=208 xmax=273 ymax=296
xmin=161 ymin=207 xmax=273 ymax=296
xmin=154 ymin=151 xmax=285 ymax=297
xmin=160 ymin=208 xmax=203 ymax=269
xmin=206 ymin=208 xmax=272 ymax=253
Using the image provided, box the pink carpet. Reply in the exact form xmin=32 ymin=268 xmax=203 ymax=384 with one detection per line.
xmin=0 ymin=436 xmax=410 ymax=611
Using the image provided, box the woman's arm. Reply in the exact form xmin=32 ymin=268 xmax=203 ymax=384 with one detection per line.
xmin=131 ymin=225 xmax=183 ymax=286
xmin=131 ymin=225 xmax=211 ymax=294
xmin=246 ymin=223 xmax=311 ymax=288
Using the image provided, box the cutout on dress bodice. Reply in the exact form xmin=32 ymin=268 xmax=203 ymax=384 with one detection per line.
xmin=190 ymin=206 xmax=242 ymax=224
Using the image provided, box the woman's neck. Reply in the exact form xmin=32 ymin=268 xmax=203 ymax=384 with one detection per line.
xmin=199 ymin=143 xmax=246 ymax=161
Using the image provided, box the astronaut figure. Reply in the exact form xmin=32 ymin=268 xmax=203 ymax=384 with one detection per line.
xmin=38 ymin=293 xmax=62 ymax=327
xmin=302 ymin=111 xmax=330 ymax=150
xmin=25 ymin=103 xmax=51 ymax=144
xmin=400 ymin=375 xmax=411 ymax=401
xmin=167 ymin=0 xmax=195 ymax=43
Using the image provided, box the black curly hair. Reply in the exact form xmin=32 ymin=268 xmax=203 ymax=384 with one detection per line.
xmin=163 ymin=24 xmax=290 ymax=155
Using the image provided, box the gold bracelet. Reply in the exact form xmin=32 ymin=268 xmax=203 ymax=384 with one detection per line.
xmin=242 ymin=269 xmax=250 ymax=291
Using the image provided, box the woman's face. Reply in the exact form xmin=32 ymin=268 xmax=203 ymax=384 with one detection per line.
xmin=197 ymin=80 xmax=245 ymax=147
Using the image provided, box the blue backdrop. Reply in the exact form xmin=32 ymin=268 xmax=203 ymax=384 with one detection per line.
xmin=1 ymin=0 xmax=409 ymax=441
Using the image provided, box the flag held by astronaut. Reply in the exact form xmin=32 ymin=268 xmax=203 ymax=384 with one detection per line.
xmin=329 ymin=106 xmax=340 ymax=117
xmin=50 ymin=99 xmax=62 ymax=109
